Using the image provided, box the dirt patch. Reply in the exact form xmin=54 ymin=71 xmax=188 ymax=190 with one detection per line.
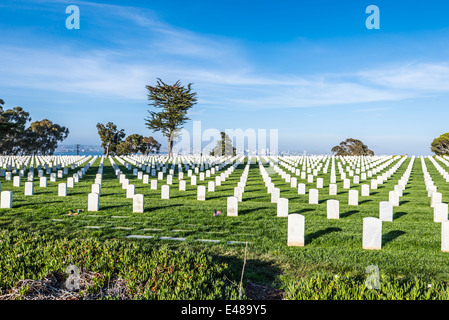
xmin=244 ymin=282 xmax=285 ymax=300
xmin=0 ymin=269 xmax=131 ymax=300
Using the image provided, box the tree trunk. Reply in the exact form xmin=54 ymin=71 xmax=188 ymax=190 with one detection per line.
xmin=168 ymin=137 xmax=173 ymax=158
xmin=168 ymin=129 xmax=173 ymax=158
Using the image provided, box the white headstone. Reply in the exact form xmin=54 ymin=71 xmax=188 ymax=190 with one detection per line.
xmin=434 ymin=203 xmax=448 ymax=222
xmin=150 ymin=180 xmax=158 ymax=190
xmin=361 ymin=184 xmax=370 ymax=197
xmin=161 ymin=185 xmax=170 ymax=199
xmin=197 ymin=185 xmax=206 ymax=201
xmin=88 ymin=192 xmax=100 ymax=212
xmin=166 ymin=175 xmax=173 ymax=185
xmin=394 ymin=185 xmax=404 ymax=197
xmin=348 ymin=190 xmax=359 ymax=206
xmin=327 ymin=199 xmax=339 ymax=219
xmin=179 ymin=180 xmax=186 ymax=191
xmin=1 ymin=191 xmax=13 ymax=208
xmin=126 ymin=184 xmax=135 ymax=199
xmin=90 ymin=183 xmax=100 ymax=195
xmin=389 ymin=191 xmax=399 ymax=207
xmin=362 ymin=217 xmax=382 ymax=250
xmin=13 ymin=176 xmax=20 ymax=187
xmin=441 ymin=221 xmax=449 ymax=252
xmin=271 ymin=188 xmax=280 ymax=203
xmin=277 ymin=198 xmax=289 ymax=217
xmin=58 ymin=183 xmax=67 ymax=197
xmin=329 ymin=184 xmax=337 ymax=196
xmin=24 ymin=182 xmax=34 ymax=196
xmin=208 ymin=181 xmax=215 ymax=192
xmin=379 ymin=201 xmax=393 ymax=222
xmin=40 ymin=176 xmax=47 ymax=187
xmin=227 ymin=196 xmax=238 ymax=216
xmin=290 ymin=177 xmax=297 ymax=188
xmin=234 ymin=187 xmax=243 ymax=202
xmin=431 ymin=192 xmax=443 ymax=208
xmin=309 ymin=189 xmax=319 ymax=204
xmin=298 ymin=183 xmax=306 ymax=195
xmin=287 ymin=214 xmax=305 ymax=247
xmin=133 ymin=194 xmax=144 ymax=213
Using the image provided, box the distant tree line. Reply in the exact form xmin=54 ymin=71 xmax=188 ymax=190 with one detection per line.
xmin=0 ymin=99 xmax=69 ymax=155
xmin=96 ymin=122 xmax=161 ymax=156
xmin=331 ymin=138 xmax=374 ymax=156
xmin=431 ymin=133 xmax=449 ymax=155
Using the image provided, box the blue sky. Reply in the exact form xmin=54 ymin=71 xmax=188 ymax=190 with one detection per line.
xmin=1 ymin=0 xmax=449 ymax=155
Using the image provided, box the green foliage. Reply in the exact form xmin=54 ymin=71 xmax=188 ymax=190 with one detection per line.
xmin=115 ymin=134 xmax=161 ymax=155
xmin=145 ymin=79 xmax=197 ymax=157
xmin=431 ymin=133 xmax=449 ymax=155
xmin=142 ymin=136 xmax=161 ymax=155
xmin=282 ymin=271 xmax=449 ymax=300
xmin=331 ymin=138 xmax=374 ymax=156
xmin=26 ymin=119 xmax=69 ymax=155
xmin=0 ymin=230 xmax=240 ymax=300
xmin=96 ymin=122 xmax=126 ymax=157
xmin=0 ymin=100 xmax=68 ymax=155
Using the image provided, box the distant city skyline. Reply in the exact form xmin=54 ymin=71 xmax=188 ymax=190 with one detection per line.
xmin=1 ymin=0 xmax=449 ymax=156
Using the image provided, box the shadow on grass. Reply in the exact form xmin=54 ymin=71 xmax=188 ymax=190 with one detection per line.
xmin=399 ymin=200 xmax=410 ymax=206
xmin=393 ymin=211 xmax=407 ymax=220
xmin=382 ymin=230 xmax=406 ymax=246
xmin=305 ymin=227 xmax=342 ymax=244
xmin=244 ymin=195 xmax=270 ymax=201
xmin=239 ymin=207 xmax=268 ymax=215
xmin=146 ymin=204 xmax=183 ymax=212
xmin=291 ymin=208 xmax=315 ymax=214
xmin=340 ymin=210 xmax=359 ymax=218
xmin=209 ymin=253 xmax=284 ymax=300
xmin=359 ymin=199 xmax=372 ymax=205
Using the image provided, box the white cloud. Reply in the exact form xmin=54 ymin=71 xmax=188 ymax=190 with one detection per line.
xmin=2 ymin=2 xmax=449 ymax=111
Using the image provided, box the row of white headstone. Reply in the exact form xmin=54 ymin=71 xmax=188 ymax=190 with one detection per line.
xmin=0 ymin=156 xmax=96 ymax=207
xmin=102 ymin=155 xmax=245 ymax=213
xmin=423 ymin=157 xmax=448 ymax=223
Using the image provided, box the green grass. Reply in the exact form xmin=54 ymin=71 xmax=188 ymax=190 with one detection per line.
xmin=1 ymin=155 xmax=449 ymax=299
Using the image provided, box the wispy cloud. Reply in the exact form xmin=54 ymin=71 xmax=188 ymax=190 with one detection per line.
xmin=1 ymin=1 xmax=449 ymax=111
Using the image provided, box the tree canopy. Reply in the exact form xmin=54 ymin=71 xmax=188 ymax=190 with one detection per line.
xmin=0 ymin=100 xmax=69 ymax=155
xmin=331 ymin=138 xmax=374 ymax=156
xmin=145 ymin=78 xmax=197 ymax=157
xmin=431 ymin=133 xmax=449 ymax=155
xmin=115 ymin=134 xmax=161 ymax=156
xmin=96 ymin=122 xmax=126 ymax=157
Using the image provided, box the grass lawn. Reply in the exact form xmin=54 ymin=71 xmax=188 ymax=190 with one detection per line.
xmin=1 ymin=155 xmax=449 ymax=299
